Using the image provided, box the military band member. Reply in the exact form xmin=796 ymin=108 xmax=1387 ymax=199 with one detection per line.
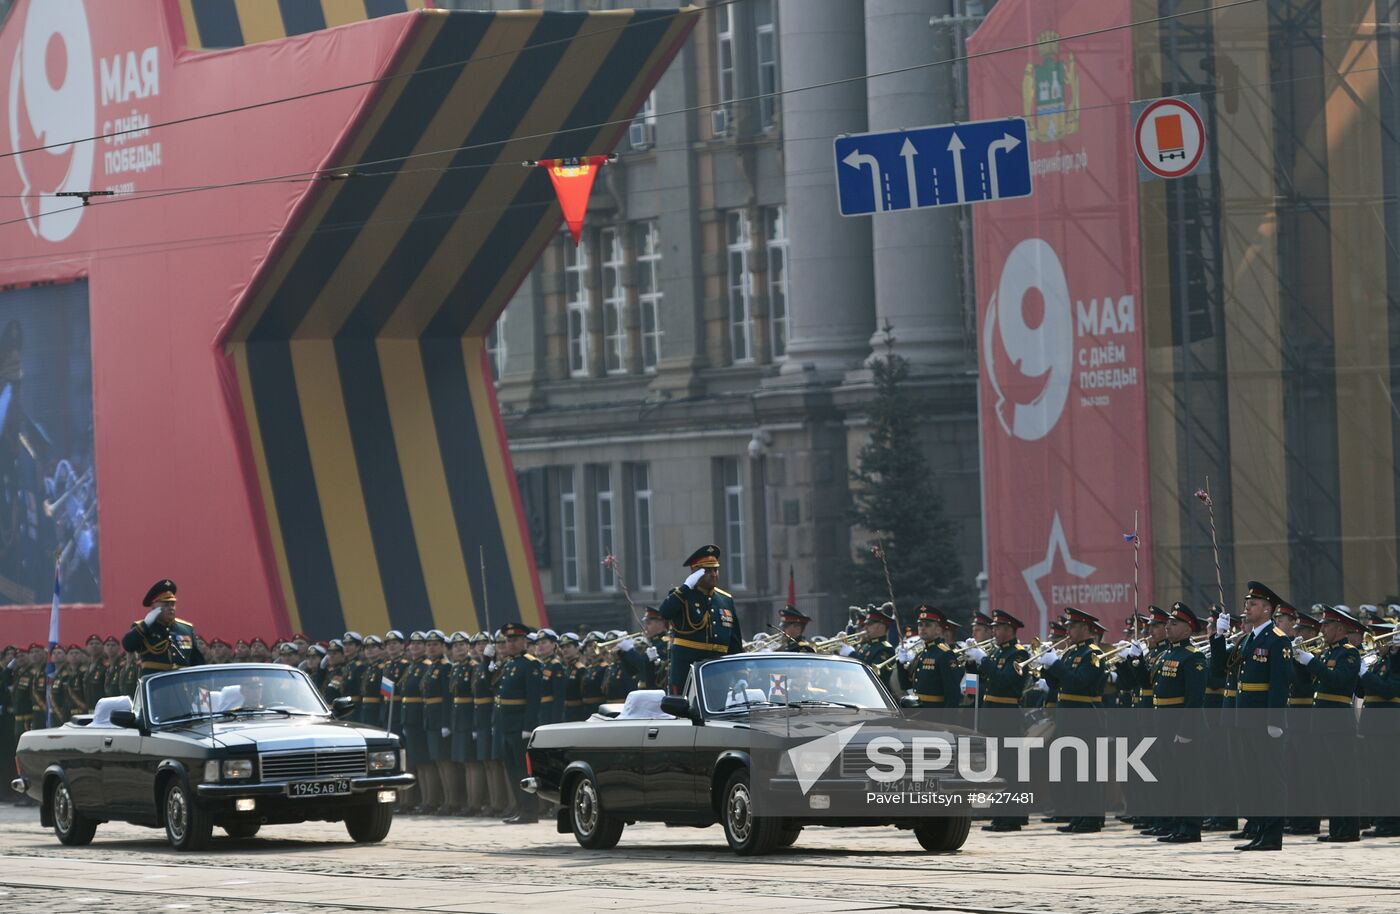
xmin=964 ymin=609 xmax=1032 ymax=832
xmin=495 ymin=622 xmax=543 ymax=824
xmin=658 ymin=544 xmax=742 ymax=694
xmin=1038 ymin=607 xmax=1108 ymax=834
xmin=1360 ymin=622 xmax=1400 ymax=837
xmin=1293 ymin=606 xmax=1364 ymax=842
xmin=772 ymin=605 xmax=816 ymax=653
xmin=1230 ymin=581 xmax=1294 ymax=851
xmin=640 ymin=608 xmax=672 ymax=687
xmin=1144 ymin=602 xmax=1208 ymax=843
xmin=1282 ymin=606 xmax=1321 ymax=836
xmin=970 ymin=610 xmax=994 ymax=647
xmin=121 ymin=579 xmax=204 ymax=676
xmin=849 ymin=603 xmax=896 ymax=687
xmin=896 ymin=605 xmax=961 ymax=708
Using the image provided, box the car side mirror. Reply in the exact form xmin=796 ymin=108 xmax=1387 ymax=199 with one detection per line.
xmin=331 ymin=696 xmax=356 ymax=719
xmin=898 ymin=695 xmax=920 ymax=709
xmin=660 ymin=695 xmax=692 ymax=720
xmin=109 ymin=710 xmax=139 ymax=728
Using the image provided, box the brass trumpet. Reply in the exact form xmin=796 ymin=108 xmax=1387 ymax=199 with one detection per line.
xmin=596 ymin=631 xmax=647 ymax=650
xmin=743 ymin=632 xmax=779 ymax=652
xmin=812 ymin=631 xmax=863 ymax=654
xmin=953 ymin=637 xmax=997 ymax=657
xmin=1015 ymin=636 xmax=1070 ymax=674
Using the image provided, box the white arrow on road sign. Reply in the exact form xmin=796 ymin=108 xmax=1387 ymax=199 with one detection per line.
xmin=899 ymin=138 xmax=918 ymax=208
xmin=842 ymin=149 xmax=885 ymax=212
xmin=947 ymin=133 xmax=966 ymax=205
xmin=985 ymin=133 xmax=1022 ymax=200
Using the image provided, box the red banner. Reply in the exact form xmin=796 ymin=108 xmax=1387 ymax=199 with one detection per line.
xmin=968 ymin=1 xmax=1149 ymax=635
xmin=543 ymin=155 xmax=608 ymax=246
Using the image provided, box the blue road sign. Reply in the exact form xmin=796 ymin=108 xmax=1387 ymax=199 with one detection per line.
xmin=834 ymin=117 xmax=1033 ymax=217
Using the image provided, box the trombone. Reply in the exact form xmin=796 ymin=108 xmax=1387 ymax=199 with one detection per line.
xmin=596 ymin=631 xmax=647 ymax=651
xmin=874 ymin=636 xmax=927 ymax=674
xmin=953 ymin=637 xmax=997 ymax=658
xmin=1014 ymin=636 xmax=1069 ymax=674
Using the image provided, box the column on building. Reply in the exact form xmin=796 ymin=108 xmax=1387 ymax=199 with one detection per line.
xmin=773 ymin=0 xmax=875 ymax=383
xmin=864 ymin=0 xmax=965 ymax=370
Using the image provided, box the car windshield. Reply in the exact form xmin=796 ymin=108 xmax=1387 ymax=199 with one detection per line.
xmin=146 ymin=666 xmax=326 ymax=724
xmin=698 ymin=656 xmax=892 ymax=714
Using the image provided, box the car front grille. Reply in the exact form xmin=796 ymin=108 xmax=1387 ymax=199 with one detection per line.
xmin=839 ymin=743 xmax=964 ymax=779
xmin=259 ymin=748 xmax=367 ymax=782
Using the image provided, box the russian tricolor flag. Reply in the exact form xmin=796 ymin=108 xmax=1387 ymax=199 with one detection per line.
xmin=380 ymin=676 xmax=394 ymax=699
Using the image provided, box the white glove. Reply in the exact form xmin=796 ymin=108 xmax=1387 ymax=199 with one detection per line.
xmin=1039 ymin=649 xmax=1059 ymax=667
xmin=618 ymin=638 xmax=635 ymax=653
xmin=1215 ymin=613 xmax=1229 ymax=636
xmin=1108 ymin=671 xmax=1117 ymax=684
xmin=1034 ymin=679 xmax=1050 ymax=693
xmin=521 ymin=730 xmax=532 ymax=740
xmin=1127 ymin=641 xmax=1144 ymax=658
xmin=837 ymin=644 xmax=855 ymax=657
xmin=1114 ymin=639 xmax=1130 ymax=652
xmin=484 ymin=643 xmax=496 ymax=658
xmin=1360 ymin=657 xmax=1371 ymax=677
xmin=646 ymin=646 xmax=659 ymax=662
xmin=961 ymin=639 xmax=979 ymax=651
xmin=488 ymin=661 xmax=497 ymax=672
xmin=965 ymin=647 xmax=988 ymax=663
xmin=472 ymin=731 xmax=479 ymax=740
xmin=896 ymin=647 xmax=913 ymax=664
xmin=1267 ymin=725 xmax=1283 ymax=738
xmin=684 ymin=568 xmax=706 ymax=588
xmin=1294 ymin=648 xmax=1313 ymax=666
xmin=441 ymin=727 xmax=450 ymax=738
xmin=144 ymin=607 xmax=162 ymax=627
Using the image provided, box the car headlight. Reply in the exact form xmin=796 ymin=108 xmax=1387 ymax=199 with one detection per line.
xmin=369 ymin=750 xmax=397 ymax=771
xmin=222 ymin=759 xmax=254 ymax=780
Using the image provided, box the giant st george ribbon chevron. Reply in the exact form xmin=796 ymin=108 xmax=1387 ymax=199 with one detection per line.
xmin=0 ymin=1 xmax=696 ymax=643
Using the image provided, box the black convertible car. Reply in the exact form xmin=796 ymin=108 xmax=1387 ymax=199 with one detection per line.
xmin=11 ymin=663 xmax=414 ymax=850
xmin=524 ymin=653 xmax=979 ymax=856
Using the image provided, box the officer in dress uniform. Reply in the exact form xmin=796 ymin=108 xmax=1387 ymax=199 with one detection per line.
xmin=473 ymin=632 xmax=505 ymax=816
xmin=849 ymin=603 xmax=897 ymax=689
xmin=1293 ymin=606 xmax=1364 ymax=842
xmin=397 ymin=632 xmax=430 ymax=810
xmin=771 ymin=605 xmax=816 ymax=653
xmin=340 ymin=632 xmax=367 ymax=721
xmin=421 ymin=630 xmax=452 ymax=815
xmin=1359 ymin=621 xmax=1400 ymax=837
xmin=965 ymin=609 xmax=1032 ymax=832
xmin=658 ymin=545 xmax=743 ymax=694
xmin=121 ymin=580 xmax=204 ymax=676
xmin=557 ymin=633 xmax=587 ymax=721
xmin=321 ymin=641 xmax=347 ymax=703
xmin=99 ymin=635 xmax=122 ymax=697
xmin=381 ymin=631 xmax=411 ymax=731
xmin=640 ymin=608 xmax=672 ymax=686
xmin=1281 ymin=604 xmax=1321 ymax=836
xmin=495 ymin=622 xmax=543 ymax=824
xmin=1037 ymin=607 xmax=1108 ymax=834
xmin=533 ymin=629 xmax=565 ymax=725
xmin=970 ymin=611 xmax=994 ymax=648
xmin=80 ymin=635 xmax=105 ymax=710
xmin=1228 ymin=581 xmax=1294 ymax=851
xmin=896 ymin=605 xmax=962 ymax=708
xmin=603 ymin=632 xmax=647 ymax=701
xmin=1150 ymin=602 xmax=1208 ymax=843
xmin=358 ymin=635 xmax=385 ymax=725
xmin=446 ymin=632 xmax=476 ymax=815
xmin=1115 ymin=613 xmax=1151 ymax=710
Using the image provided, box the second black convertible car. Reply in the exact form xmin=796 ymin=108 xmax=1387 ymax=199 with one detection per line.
xmin=12 ymin=664 xmax=414 ymax=850
xmin=524 ymin=653 xmax=979 ymax=855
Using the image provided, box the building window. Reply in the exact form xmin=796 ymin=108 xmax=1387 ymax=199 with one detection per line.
xmin=596 ymin=466 xmax=616 ymax=592
xmin=720 ymin=457 xmax=746 ymax=589
xmin=635 ymin=220 xmax=663 ymax=372
xmin=560 ymin=467 xmax=579 ymax=593
xmin=754 ymin=0 xmax=779 ymax=127
xmin=725 ymin=210 xmax=753 ymax=363
xmin=763 ymin=205 xmax=788 ymax=360
xmin=486 ymin=312 xmax=507 ymax=380
xmin=715 ymin=3 xmax=735 ymax=116
xmin=565 ymin=237 xmax=591 ymax=377
xmin=629 ymin=463 xmax=654 ymax=591
xmin=601 ymin=228 xmax=627 ymax=374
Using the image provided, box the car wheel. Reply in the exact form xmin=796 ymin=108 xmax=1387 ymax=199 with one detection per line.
xmin=222 ymin=821 xmax=261 ymax=839
xmin=570 ymin=774 xmax=623 ymax=850
xmin=345 ymin=802 xmax=394 ymax=843
xmin=51 ymin=779 xmax=97 ymax=846
xmin=720 ymin=769 xmax=781 ymax=856
xmin=913 ymin=815 xmax=971 ymax=853
xmin=163 ymin=778 xmax=213 ymax=851
xmin=775 ymin=824 xmax=802 ymax=848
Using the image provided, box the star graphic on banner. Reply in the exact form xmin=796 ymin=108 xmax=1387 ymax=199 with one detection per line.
xmin=1021 ymin=511 xmax=1097 ymax=632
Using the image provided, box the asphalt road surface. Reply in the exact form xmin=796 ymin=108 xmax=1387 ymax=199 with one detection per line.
xmin=1 ymin=805 xmax=1396 ymax=914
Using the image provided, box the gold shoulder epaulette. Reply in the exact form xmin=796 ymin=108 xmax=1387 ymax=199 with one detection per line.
xmin=936 ymin=642 xmax=950 ymax=652
xmin=713 ymin=587 xmax=733 ymax=598
xmin=1272 ymin=625 xmax=1287 ymax=637
xmin=175 ymin=617 xmax=193 ymax=626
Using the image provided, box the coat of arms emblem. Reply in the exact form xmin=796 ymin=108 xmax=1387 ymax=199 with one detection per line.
xmin=1022 ymin=31 xmax=1080 ymax=142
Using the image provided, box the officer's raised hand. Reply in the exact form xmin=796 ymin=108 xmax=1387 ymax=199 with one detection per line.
xmin=684 ymin=568 xmax=706 ymax=590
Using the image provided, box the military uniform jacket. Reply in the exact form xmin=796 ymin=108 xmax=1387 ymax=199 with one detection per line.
xmin=82 ymin=659 xmax=109 ymax=709
xmin=398 ymin=658 xmax=430 ymax=727
xmin=30 ymin=667 xmax=64 ymax=725
xmin=564 ymin=660 xmax=586 ymax=716
xmin=341 ymin=657 xmax=367 ymax=711
xmin=1044 ymin=640 xmax=1105 ymax=706
xmin=1151 ymin=641 xmax=1207 ymax=708
xmin=471 ymin=657 xmax=496 ymax=734
xmin=897 ymin=639 xmax=962 ymax=707
xmin=774 ymin=635 xmax=815 ymax=654
xmin=1307 ymin=641 xmax=1360 ymax=710
xmin=495 ymin=653 xmax=544 ymax=732
xmin=117 ymin=656 xmax=140 ymax=697
xmin=61 ymin=664 xmax=86 ymax=715
xmin=1208 ymin=631 xmax=1235 ymax=708
xmin=359 ymin=659 xmax=385 ymax=716
xmin=977 ymin=641 xmax=1030 ymax=705
xmin=659 ymin=585 xmax=743 ymax=657
xmin=383 ymin=656 xmax=412 ymax=718
xmin=11 ymin=666 xmax=34 ymax=726
xmin=1359 ymin=651 xmax=1400 ymax=713
xmin=581 ymin=662 xmax=607 ymax=710
xmin=543 ymin=655 xmax=566 ymax=724
xmin=321 ymin=666 xmax=348 ymax=704
xmin=449 ymin=659 xmax=475 ymax=732
xmin=1233 ymin=624 xmax=1293 ymax=719
xmin=122 ymin=617 xmax=203 ymax=672
xmin=853 ymin=638 xmax=894 ymax=671
xmin=423 ymin=657 xmax=450 ymax=731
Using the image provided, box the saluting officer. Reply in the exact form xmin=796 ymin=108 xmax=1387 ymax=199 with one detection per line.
xmin=495 ymin=622 xmax=543 ymax=824
xmin=658 ymin=544 xmax=743 ymax=694
xmin=1293 ymin=605 xmax=1364 ymax=843
xmin=772 ymin=605 xmax=816 ymax=653
xmin=1229 ymin=581 xmax=1294 ymax=852
xmin=1151 ymin=602 xmax=1208 ymax=843
xmin=896 ymin=605 xmax=962 ymax=708
xmin=121 ymin=579 xmax=204 ymax=676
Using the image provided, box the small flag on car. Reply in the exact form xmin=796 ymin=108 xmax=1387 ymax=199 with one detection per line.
xmin=380 ymin=676 xmax=394 ymax=699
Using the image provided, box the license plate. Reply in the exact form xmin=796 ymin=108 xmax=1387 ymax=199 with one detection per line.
xmin=289 ymin=779 xmax=351 ymax=798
